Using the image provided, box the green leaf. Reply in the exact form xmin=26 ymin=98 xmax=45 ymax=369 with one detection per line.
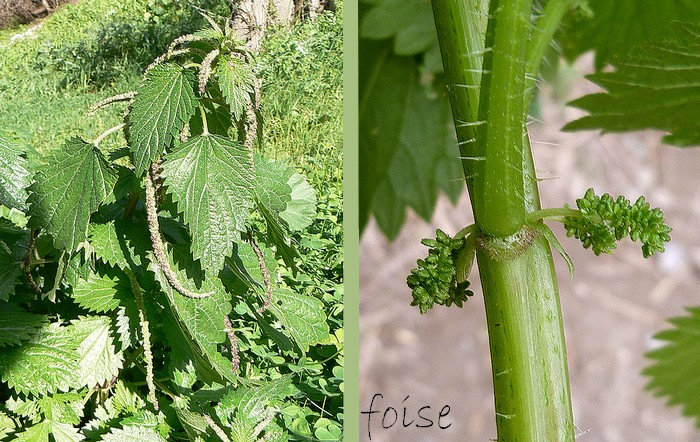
xmin=15 ymin=420 xmax=51 ymax=442
xmin=359 ymin=38 xmax=415 ymax=232
xmin=71 ymin=272 xmax=127 ymax=313
xmin=369 ymin=179 xmax=406 ymax=240
xmin=151 ymin=247 xmax=235 ymax=384
xmin=100 ymin=425 xmax=167 ymax=441
xmin=9 ymin=394 xmax=86 ymax=441
xmin=0 ymin=134 xmax=32 ymax=211
xmin=643 ymin=307 xmax=700 ymax=428
xmin=0 ymin=316 xmax=123 ymax=395
xmin=564 ymin=24 xmax=700 ymax=146
xmin=217 ymin=53 xmax=254 ymax=120
xmin=560 ymin=1 xmax=700 ymax=69
xmin=44 ymin=251 xmax=68 ymax=303
xmin=228 ymin=415 xmax=258 ymax=442
xmin=224 ymin=241 xmax=278 ymax=294
xmin=37 ymin=392 xmax=84 ymax=424
xmin=48 ymin=421 xmax=83 ymax=442
xmin=0 ymin=245 xmax=22 ymax=301
xmin=279 ymin=172 xmax=317 ymax=232
xmin=385 ymin=83 xmax=462 ymax=221
xmin=114 ymin=305 xmax=136 ymax=350
xmin=217 ymin=375 xmax=292 ymax=422
xmin=28 ymin=138 xmax=117 ymax=252
xmin=0 ymin=410 xmax=16 ymax=440
xmin=88 ymin=220 xmax=147 ymax=269
xmin=225 ymin=242 xmax=328 ymax=350
xmin=268 ymin=288 xmax=330 ymax=352
xmin=0 ymin=322 xmax=80 ymax=395
xmin=260 ymin=204 xmax=300 ymax=270
xmin=174 ymin=409 xmax=210 ymax=440
xmin=188 ymin=100 xmax=233 ymax=137
xmin=254 ymin=158 xmax=301 ymax=268
xmin=162 ymin=134 xmax=255 ymax=273
xmin=128 ymin=63 xmax=198 ymax=174
xmin=255 ymin=157 xmax=293 ymax=214
xmin=359 ymin=36 xmax=462 ymax=237
xmin=0 ymin=303 xmax=49 ymax=347
xmin=315 ymin=423 xmax=342 ymax=441
xmin=7 ymin=396 xmax=40 ymax=420
xmin=360 ymin=0 xmax=438 ymax=56
xmin=111 ymin=380 xmax=146 ymax=414
xmin=70 ymin=316 xmax=124 ymax=390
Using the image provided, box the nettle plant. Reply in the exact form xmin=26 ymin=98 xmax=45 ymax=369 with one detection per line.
xmin=0 ymin=14 xmax=336 ymax=442
xmin=361 ymin=0 xmax=699 ymax=440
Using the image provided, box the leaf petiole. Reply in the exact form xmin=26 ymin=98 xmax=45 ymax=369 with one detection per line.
xmin=526 ymin=206 xmax=580 ymax=223
xmin=199 ymin=106 xmax=209 ymax=135
xmin=454 ymin=223 xmax=477 ymax=240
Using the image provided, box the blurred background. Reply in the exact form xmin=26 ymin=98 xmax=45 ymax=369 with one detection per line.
xmin=360 ymin=54 xmax=699 ymax=442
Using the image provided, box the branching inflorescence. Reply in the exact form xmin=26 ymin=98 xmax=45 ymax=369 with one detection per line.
xmin=563 ymin=188 xmax=671 ymax=258
xmin=407 ymin=229 xmax=474 ymax=314
xmin=408 ymin=190 xmax=671 ymax=314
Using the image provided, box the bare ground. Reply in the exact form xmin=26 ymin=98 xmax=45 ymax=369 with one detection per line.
xmin=0 ymin=0 xmax=73 ymax=29
xmin=359 ymin=56 xmax=700 ymax=442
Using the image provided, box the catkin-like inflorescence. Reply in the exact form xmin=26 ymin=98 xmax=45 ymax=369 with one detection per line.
xmin=253 ymin=410 xmax=275 ymax=440
xmin=88 ymin=92 xmax=136 ymax=115
xmin=407 ymin=229 xmax=474 ymax=314
xmin=199 ymin=49 xmax=220 ymax=94
xmin=203 ymin=414 xmax=230 ymax=442
xmin=564 ymin=188 xmax=671 ymax=258
xmin=144 ymin=168 xmax=213 ymax=299
xmin=249 ymin=235 xmax=273 ymax=313
xmin=23 ymin=229 xmax=41 ymax=295
xmin=127 ymin=269 xmax=158 ymax=410
xmin=223 ymin=315 xmax=240 ymax=373
xmin=145 ymin=48 xmax=190 ymax=74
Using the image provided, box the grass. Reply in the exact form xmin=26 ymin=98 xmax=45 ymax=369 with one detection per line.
xmin=0 ymin=0 xmax=229 ymax=152
xmin=258 ymin=2 xmax=343 ymax=163
xmin=0 ymin=0 xmax=342 ymax=167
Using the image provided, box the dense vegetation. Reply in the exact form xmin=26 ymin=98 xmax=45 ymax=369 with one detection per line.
xmin=360 ymin=0 xmax=699 ymax=439
xmin=0 ymin=1 xmax=342 ymax=440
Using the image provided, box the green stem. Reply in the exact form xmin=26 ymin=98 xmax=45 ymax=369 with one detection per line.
xmin=475 ymin=0 xmax=531 ymax=236
xmin=431 ymin=0 xmax=575 ymax=439
xmin=527 ymin=206 xmax=580 ymax=223
xmin=430 ymin=0 xmax=488 ymax=199
xmin=527 ymin=0 xmax=576 ymax=78
xmin=199 ymin=106 xmax=209 ymax=135
xmin=476 ymin=234 xmax=574 ymax=441
xmin=454 ymin=223 xmax=477 ymax=240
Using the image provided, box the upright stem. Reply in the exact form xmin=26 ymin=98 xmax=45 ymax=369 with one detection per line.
xmin=527 ymin=0 xmax=577 ymax=78
xmin=431 ymin=0 xmax=488 ymax=199
xmin=475 ymin=0 xmax=531 ymax=236
xmin=431 ymin=0 xmax=574 ymax=439
xmin=477 ymin=235 xmax=574 ymax=441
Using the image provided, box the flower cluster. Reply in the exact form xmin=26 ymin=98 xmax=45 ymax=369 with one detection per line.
xmin=407 ymin=229 xmax=473 ymax=314
xmin=564 ymin=188 xmax=671 ymax=258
